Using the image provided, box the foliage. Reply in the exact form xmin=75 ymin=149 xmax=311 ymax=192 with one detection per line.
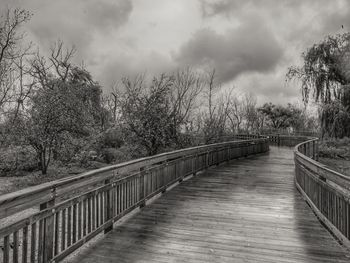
xmin=287 ymin=32 xmax=350 ymax=137
xmin=0 ymin=146 xmax=37 ymax=176
xmin=319 ymin=101 xmax=350 ymax=138
xmin=118 ymin=74 xmax=174 ymax=155
xmin=23 ymin=45 xmax=105 ymax=174
xmin=318 ymin=137 xmax=350 ymax=160
xmin=200 ymin=70 xmax=229 ymax=143
xmin=99 ymin=128 xmax=124 ymax=148
xmin=258 ymin=103 xmax=295 ymax=129
xmin=0 ymin=8 xmax=33 ymax=144
xmin=117 ymin=69 xmax=202 ymax=155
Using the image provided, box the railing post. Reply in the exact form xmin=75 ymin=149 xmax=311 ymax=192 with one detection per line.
xmin=193 ymin=154 xmax=198 ymax=175
xmin=206 ymin=150 xmax=210 ymax=168
xmin=162 ymin=162 xmax=168 ymax=193
xmin=104 ymin=178 xmax=113 ymax=233
xmin=40 ymin=188 xmax=56 ymax=263
xmin=139 ymin=167 xmax=146 ymax=208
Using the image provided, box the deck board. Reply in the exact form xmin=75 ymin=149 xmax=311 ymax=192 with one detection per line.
xmin=67 ymin=146 xmax=350 ymax=263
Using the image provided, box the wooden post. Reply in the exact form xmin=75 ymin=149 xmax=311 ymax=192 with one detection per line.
xmin=177 ymin=160 xmax=183 ymax=183
xmin=104 ymin=179 xmax=113 ymax=233
xmin=40 ymin=188 xmax=56 ymax=263
xmin=139 ymin=168 xmax=146 ymax=208
xmin=162 ymin=162 xmax=167 ymax=193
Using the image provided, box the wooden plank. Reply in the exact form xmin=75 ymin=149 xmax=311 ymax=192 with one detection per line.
xmin=72 ymin=204 xmax=77 ymax=244
xmin=78 ymin=202 xmax=82 ymax=240
xmin=54 ymin=212 xmax=60 ymax=256
xmin=0 ymin=138 xmax=269 ymax=262
xmin=67 ymin=146 xmax=349 ymax=263
xmin=13 ymin=230 xmax=18 ymax=263
xmin=30 ymin=223 xmax=36 ymax=263
xmin=67 ymin=207 xmax=72 ymax=247
xmin=3 ymin=235 xmax=9 ymax=263
xmin=61 ymin=209 xmax=66 ymax=251
xmin=0 ymin=139 xmax=267 ymax=219
xmin=22 ymin=226 xmax=28 ymax=263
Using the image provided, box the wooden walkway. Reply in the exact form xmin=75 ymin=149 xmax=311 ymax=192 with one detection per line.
xmin=67 ymin=147 xmax=350 ymax=263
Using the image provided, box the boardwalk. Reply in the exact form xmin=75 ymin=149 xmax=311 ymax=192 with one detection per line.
xmin=67 ymin=147 xmax=350 ymax=263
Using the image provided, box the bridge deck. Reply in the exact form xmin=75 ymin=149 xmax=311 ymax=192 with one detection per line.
xmin=67 ymin=147 xmax=350 ymax=263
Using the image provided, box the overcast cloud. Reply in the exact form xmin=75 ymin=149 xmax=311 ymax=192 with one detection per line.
xmin=1 ymin=0 xmax=349 ymax=104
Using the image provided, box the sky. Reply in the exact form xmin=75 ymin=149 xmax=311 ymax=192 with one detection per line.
xmin=1 ymin=0 xmax=350 ymax=104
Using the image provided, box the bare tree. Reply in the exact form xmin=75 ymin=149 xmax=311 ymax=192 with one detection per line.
xmin=225 ymin=89 xmax=245 ymax=133
xmin=30 ymin=40 xmax=75 ymax=89
xmin=201 ymin=69 xmax=230 ymax=143
xmin=0 ymin=8 xmax=33 ymax=145
xmin=0 ymin=8 xmax=32 ymax=111
xmin=168 ymin=68 xmax=203 ymax=145
xmin=242 ymin=93 xmax=258 ymax=132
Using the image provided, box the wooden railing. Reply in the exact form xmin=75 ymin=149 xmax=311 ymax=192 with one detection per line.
xmin=266 ymin=134 xmax=311 ymax=147
xmin=294 ymin=138 xmax=350 ymax=248
xmin=0 ymin=137 xmax=269 ymax=263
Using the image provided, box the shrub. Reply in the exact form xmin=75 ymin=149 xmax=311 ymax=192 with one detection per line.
xmin=0 ymin=146 xmax=38 ymax=176
xmin=100 ymin=129 xmax=124 ymax=148
xmin=101 ymin=148 xmax=121 ymax=164
xmin=319 ymin=137 xmax=350 ymax=159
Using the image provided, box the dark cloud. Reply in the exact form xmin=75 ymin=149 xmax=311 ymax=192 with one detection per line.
xmin=84 ymin=0 xmax=132 ymax=31
xmin=0 ymin=0 xmax=348 ymax=104
xmin=175 ymin=16 xmax=283 ymax=83
xmin=199 ymin=0 xmax=321 ymax=18
xmin=97 ymin=51 xmax=176 ymax=88
xmin=236 ymin=71 xmax=300 ymax=105
xmin=0 ymin=0 xmax=133 ymax=59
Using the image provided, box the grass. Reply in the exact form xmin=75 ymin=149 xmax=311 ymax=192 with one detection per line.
xmin=318 ymin=137 xmax=350 ymax=176
xmin=0 ymin=162 xmax=110 ymax=195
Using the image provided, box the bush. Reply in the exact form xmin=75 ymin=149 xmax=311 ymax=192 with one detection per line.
xmin=0 ymin=146 xmax=38 ymax=176
xmin=100 ymin=129 xmax=124 ymax=148
xmin=101 ymin=148 xmax=121 ymax=164
xmin=100 ymin=144 xmax=145 ymax=164
xmin=319 ymin=137 xmax=350 ymax=159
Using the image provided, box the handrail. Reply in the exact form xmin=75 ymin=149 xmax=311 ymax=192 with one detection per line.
xmin=0 ymin=136 xmax=262 ymax=219
xmin=294 ymin=137 xmax=350 ymax=248
xmin=0 ymin=136 xmax=269 ymax=263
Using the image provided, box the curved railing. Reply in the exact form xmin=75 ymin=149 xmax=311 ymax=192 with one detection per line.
xmin=0 ymin=137 xmax=268 ymax=263
xmin=294 ymin=138 xmax=350 ymax=248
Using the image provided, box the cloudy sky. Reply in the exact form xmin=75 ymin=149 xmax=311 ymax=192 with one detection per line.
xmin=1 ymin=0 xmax=349 ymax=104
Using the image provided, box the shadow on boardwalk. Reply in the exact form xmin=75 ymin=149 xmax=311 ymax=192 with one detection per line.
xmin=66 ymin=147 xmax=350 ymax=263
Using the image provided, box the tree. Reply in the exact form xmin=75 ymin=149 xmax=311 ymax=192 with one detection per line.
xmin=24 ymin=43 xmax=104 ymax=174
xmin=200 ymin=70 xmax=229 ymax=143
xmin=168 ymin=68 xmax=203 ymax=146
xmin=258 ymin=103 xmax=294 ymax=130
xmin=242 ymin=93 xmax=259 ymax=132
xmin=0 ymin=8 xmax=33 ymax=144
xmin=287 ymin=32 xmax=350 ymax=137
xmin=118 ymin=74 xmax=174 ymax=155
xmin=26 ymin=82 xmax=86 ymax=174
xmin=225 ymin=90 xmax=244 ymax=133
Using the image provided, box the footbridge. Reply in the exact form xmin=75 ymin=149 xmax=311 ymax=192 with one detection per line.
xmin=0 ymin=135 xmax=349 ymax=262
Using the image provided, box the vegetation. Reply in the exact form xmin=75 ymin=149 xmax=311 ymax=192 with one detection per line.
xmin=258 ymin=103 xmax=317 ymax=132
xmin=287 ymin=31 xmax=350 ymax=175
xmin=288 ymin=32 xmax=350 ymax=138
xmin=318 ymin=137 xmax=350 ymax=176
xmin=0 ymin=7 xmax=318 ymax=193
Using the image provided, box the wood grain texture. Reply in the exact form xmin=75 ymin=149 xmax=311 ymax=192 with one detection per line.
xmin=0 ymin=137 xmax=265 ymax=219
xmin=295 ymin=138 xmax=350 ymax=248
xmin=68 ymin=147 xmax=350 ymax=263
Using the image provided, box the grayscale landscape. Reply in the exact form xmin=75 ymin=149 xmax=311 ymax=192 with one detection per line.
xmin=0 ymin=1 xmax=350 ymax=262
